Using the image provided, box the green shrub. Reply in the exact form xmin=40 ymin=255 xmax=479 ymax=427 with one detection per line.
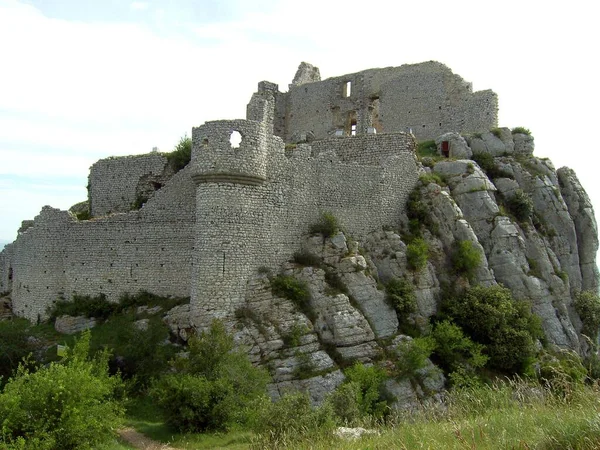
xmin=538 ymin=349 xmax=587 ymax=399
xmin=419 ymin=173 xmax=445 ymax=186
xmin=0 ymin=332 xmax=124 ymax=449
xmin=451 ymin=240 xmax=481 ymax=279
xmin=491 ymin=128 xmax=503 ymax=139
xmin=152 ymin=321 xmax=269 ymax=432
xmin=386 ymin=278 xmax=416 ymax=317
xmin=406 ymin=189 xmax=428 ymax=233
xmin=393 ymin=336 xmax=436 ymax=378
xmin=472 ymin=152 xmax=514 ymax=180
xmin=417 ymin=140 xmax=438 ymax=158
xmin=74 ymin=210 xmax=91 ymax=220
xmin=293 ymin=250 xmax=322 ymax=267
xmin=442 ymin=285 xmax=543 ymax=373
xmin=90 ymin=314 xmax=177 ymax=390
xmin=573 ymin=290 xmax=600 ymax=341
xmin=339 ymin=363 xmax=388 ymax=420
xmin=430 ymin=320 xmax=488 ymax=376
xmin=270 ymin=275 xmax=312 ymax=319
xmin=406 ymin=238 xmax=429 ymax=271
xmin=512 ymin=126 xmax=532 ymax=135
xmin=506 ymin=189 xmax=534 ymax=222
xmin=309 ymin=212 xmax=339 ymax=238
xmin=281 ymin=323 xmax=309 ymax=348
xmin=50 ymin=293 xmax=116 ymax=320
xmin=165 ymin=135 xmax=192 ymax=173
xmin=0 ymin=319 xmax=39 ymax=386
xmin=249 ymin=393 xmax=334 ymax=447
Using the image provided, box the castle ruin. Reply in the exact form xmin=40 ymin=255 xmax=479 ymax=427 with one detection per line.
xmin=0 ymin=61 xmax=499 ymax=324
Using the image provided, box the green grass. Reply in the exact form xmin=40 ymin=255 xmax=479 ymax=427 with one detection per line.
xmin=125 ymin=396 xmax=252 ymax=449
xmin=120 ymin=381 xmax=600 ymax=449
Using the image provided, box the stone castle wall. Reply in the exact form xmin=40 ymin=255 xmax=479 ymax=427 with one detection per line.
xmin=276 ymin=61 xmax=497 ymax=142
xmin=188 ymin=117 xmax=420 ymax=325
xmin=89 ymin=153 xmax=168 ymax=217
xmin=2 ymin=61 xmax=493 ymax=323
xmin=4 ymin=167 xmax=196 ymax=322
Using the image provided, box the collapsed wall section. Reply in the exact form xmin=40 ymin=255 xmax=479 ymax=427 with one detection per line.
xmin=277 ymin=61 xmax=498 ymax=142
xmin=89 ymin=153 xmax=168 ymax=217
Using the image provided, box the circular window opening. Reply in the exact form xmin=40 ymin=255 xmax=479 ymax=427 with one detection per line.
xmin=230 ymin=131 xmax=242 ymax=148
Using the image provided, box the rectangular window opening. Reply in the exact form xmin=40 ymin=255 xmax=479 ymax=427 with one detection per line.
xmin=344 ymin=81 xmax=352 ymax=97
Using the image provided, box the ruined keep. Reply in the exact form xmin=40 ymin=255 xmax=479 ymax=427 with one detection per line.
xmin=1 ymin=61 xmax=597 ymax=390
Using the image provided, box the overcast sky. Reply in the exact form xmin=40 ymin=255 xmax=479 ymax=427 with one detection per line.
xmin=1 ymin=0 xmax=599 ymax=245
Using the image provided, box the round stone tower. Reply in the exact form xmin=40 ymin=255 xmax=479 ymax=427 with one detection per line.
xmin=190 ymin=119 xmax=270 ymax=325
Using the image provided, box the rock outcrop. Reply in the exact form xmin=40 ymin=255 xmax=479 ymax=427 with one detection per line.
xmin=167 ymin=135 xmax=596 ymax=406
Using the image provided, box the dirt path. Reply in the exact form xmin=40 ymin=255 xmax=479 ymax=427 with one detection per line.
xmin=117 ymin=428 xmax=178 ymax=450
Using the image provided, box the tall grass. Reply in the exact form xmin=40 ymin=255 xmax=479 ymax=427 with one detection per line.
xmin=249 ymin=378 xmax=600 ymax=449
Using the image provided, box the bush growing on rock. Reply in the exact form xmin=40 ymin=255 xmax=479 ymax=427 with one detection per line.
xmin=270 ymin=274 xmax=313 ymax=319
xmin=0 ymin=331 xmax=124 ymax=449
xmin=385 ymin=278 xmax=416 ymax=317
xmin=327 ymin=363 xmax=389 ymax=424
xmin=441 ymin=285 xmax=542 ymax=373
xmin=451 ymin=240 xmax=481 ymax=280
xmin=309 ymin=212 xmax=339 ymax=237
xmin=406 ymin=238 xmax=429 ymax=271
xmin=573 ymin=290 xmax=600 ymax=342
xmin=506 ymin=189 xmax=534 ymax=222
xmin=151 ymin=321 xmax=269 ymax=432
xmin=430 ymin=320 xmax=488 ymax=378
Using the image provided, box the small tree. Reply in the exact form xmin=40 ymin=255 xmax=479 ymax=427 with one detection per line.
xmin=442 ymin=285 xmax=542 ymax=373
xmin=573 ymin=290 xmax=600 ymax=341
xmin=152 ymin=320 xmax=269 ymax=432
xmin=451 ymin=240 xmax=481 ymax=279
xmin=0 ymin=331 xmax=124 ymax=449
xmin=406 ymin=238 xmax=429 ymax=271
xmin=386 ymin=278 xmax=416 ymax=317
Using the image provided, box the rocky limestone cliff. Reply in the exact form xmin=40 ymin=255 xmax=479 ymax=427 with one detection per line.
xmin=164 ymin=130 xmax=598 ymax=406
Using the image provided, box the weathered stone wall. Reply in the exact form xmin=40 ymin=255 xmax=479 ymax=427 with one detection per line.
xmin=89 ymin=153 xmax=168 ymax=217
xmin=276 ymin=61 xmax=498 ymax=142
xmin=188 ymin=120 xmax=420 ymax=324
xmin=6 ymin=167 xmax=196 ymax=322
xmin=0 ymin=243 xmax=14 ymax=294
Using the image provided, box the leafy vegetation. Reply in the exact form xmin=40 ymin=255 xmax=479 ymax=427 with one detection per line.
xmin=505 ymin=189 xmax=534 ymax=222
xmin=151 ymin=321 xmax=269 ymax=433
xmin=430 ymin=320 xmax=488 ymax=383
xmin=573 ymin=290 xmax=600 ymax=341
xmin=471 ymin=152 xmax=514 ymax=179
xmin=51 ymin=293 xmax=116 ymax=320
xmin=416 ymin=140 xmax=438 ymax=158
xmin=406 ymin=238 xmax=429 ymax=271
xmin=385 ymin=277 xmax=416 ymax=317
xmin=0 ymin=332 xmax=124 ymax=449
xmin=309 ymin=212 xmax=339 ymax=238
xmin=270 ymin=274 xmax=313 ymax=319
xmin=451 ymin=240 xmax=481 ymax=279
xmin=165 ymin=134 xmax=192 ymax=173
xmin=327 ymin=363 xmax=389 ymax=424
xmin=0 ymin=319 xmax=40 ymax=387
xmin=512 ymin=126 xmax=532 ymax=135
xmin=441 ymin=285 xmax=542 ymax=373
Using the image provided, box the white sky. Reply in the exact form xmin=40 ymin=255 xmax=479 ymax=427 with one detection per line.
xmin=1 ymin=0 xmax=599 ymax=245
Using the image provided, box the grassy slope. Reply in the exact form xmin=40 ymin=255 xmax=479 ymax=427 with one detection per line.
xmin=124 ymin=383 xmax=600 ymax=449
